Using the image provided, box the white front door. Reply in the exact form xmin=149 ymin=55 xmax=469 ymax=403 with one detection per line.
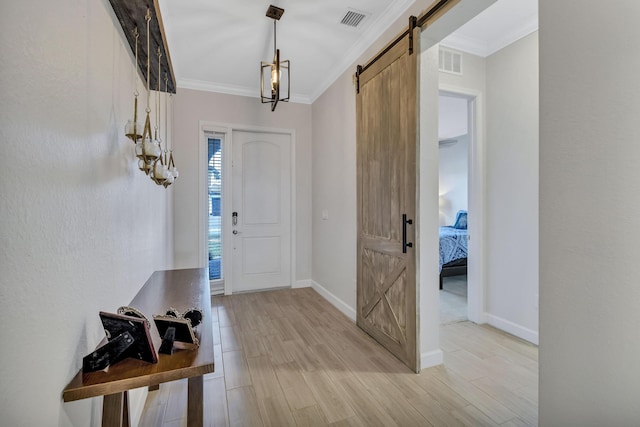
xmin=231 ymin=130 xmax=291 ymax=292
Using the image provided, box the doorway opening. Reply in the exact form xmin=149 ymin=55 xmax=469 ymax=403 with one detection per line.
xmin=437 ymin=86 xmax=485 ymax=325
xmin=438 ymin=92 xmax=470 ymax=324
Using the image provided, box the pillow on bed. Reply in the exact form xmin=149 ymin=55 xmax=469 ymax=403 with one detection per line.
xmin=453 ymin=210 xmax=467 ymax=229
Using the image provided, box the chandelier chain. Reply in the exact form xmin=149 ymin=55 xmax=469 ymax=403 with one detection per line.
xmin=145 ymin=9 xmax=151 ymax=114
xmin=133 ymin=28 xmax=139 ymax=97
xmin=155 ymin=47 xmax=162 ymax=143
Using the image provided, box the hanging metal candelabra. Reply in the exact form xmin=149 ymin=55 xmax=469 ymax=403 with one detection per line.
xmin=150 ymin=48 xmax=170 ymax=186
xmin=135 ymin=8 xmax=161 ymax=175
xmin=125 ymin=8 xmax=177 ymax=187
xmin=163 ymin=73 xmax=178 ymax=187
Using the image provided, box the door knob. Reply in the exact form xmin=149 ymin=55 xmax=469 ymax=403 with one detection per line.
xmin=232 ymin=230 xmax=242 ymax=235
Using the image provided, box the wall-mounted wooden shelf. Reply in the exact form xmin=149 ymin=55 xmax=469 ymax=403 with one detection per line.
xmin=109 ymin=0 xmax=176 ymax=94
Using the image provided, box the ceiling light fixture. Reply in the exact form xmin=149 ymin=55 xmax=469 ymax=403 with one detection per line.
xmin=260 ymin=5 xmax=290 ymax=111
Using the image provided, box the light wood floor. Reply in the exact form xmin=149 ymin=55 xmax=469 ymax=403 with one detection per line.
xmin=139 ymin=287 xmax=538 ymax=427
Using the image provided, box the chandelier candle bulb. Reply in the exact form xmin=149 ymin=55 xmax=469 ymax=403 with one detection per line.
xmin=125 ymin=119 xmax=143 ymax=141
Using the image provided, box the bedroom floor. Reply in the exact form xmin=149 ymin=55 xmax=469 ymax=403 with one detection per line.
xmin=440 ymin=275 xmax=468 ymax=325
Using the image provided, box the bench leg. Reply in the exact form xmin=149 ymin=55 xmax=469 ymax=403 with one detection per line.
xmin=102 ymin=391 xmax=129 ymax=427
xmin=188 ymin=376 xmax=204 ymax=427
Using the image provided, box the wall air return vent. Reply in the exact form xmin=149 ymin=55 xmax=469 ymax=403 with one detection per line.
xmin=439 ymin=47 xmax=462 ymax=75
xmin=340 ymin=9 xmax=369 ymax=28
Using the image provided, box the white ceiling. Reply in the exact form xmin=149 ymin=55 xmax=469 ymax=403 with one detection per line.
xmin=440 ymin=0 xmax=537 ymax=57
xmin=157 ymin=0 xmax=537 ymax=104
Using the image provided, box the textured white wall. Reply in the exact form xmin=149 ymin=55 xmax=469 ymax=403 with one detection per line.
xmin=485 ymin=32 xmax=539 ymax=342
xmin=172 ymin=89 xmax=313 ymax=283
xmin=0 ymin=0 xmax=173 ymax=425
xmin=540 ymin=1 xmax=640 ymax=424
xmin=310 ymin=70 xmax=358 ymax=312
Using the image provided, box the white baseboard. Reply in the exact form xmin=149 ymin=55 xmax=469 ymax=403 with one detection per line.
xmin=210 ymin=285 xmax=224 ymax=296
xmin=468 ymin=311 xmax=488 ymax=324
xmin=486 ymin=313 xmax=539 ymax=345
xmin=420 ymin=349 xmax=444 ymax=370
xmin=311 ymin=280 xmax=356 ymax=322
xmin=293 ymin=279 xmax=312 ymax=289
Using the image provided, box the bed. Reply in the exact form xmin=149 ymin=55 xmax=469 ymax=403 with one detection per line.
xmin=439 ymin=210 xmax=468 ymax=289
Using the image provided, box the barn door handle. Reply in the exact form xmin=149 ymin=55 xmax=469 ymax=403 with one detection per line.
xmin=402 ymin=214 xmax=413 ymax=253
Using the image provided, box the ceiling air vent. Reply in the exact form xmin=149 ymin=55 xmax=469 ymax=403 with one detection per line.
xmin=340 ymin=9 xmax=369 ymax=28
xmin=439 ymin=47 xmax=462 ymax=75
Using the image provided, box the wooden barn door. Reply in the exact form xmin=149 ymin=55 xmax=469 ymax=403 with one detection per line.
xmin=356 ymin=26 xmax=420 ymax=372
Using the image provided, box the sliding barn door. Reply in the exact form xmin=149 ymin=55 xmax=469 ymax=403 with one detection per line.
xmin=356 ymin=28 xmax=420 ymax=372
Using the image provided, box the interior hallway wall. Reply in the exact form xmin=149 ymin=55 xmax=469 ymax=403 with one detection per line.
xmin=310 ymin=69 xmax=358 ymax=313
xmin=485 ymin=31 xmax=539 ymax=342
xmin=310 ymin=0 xmax=446 ymax=321
xmin=438 ymin=34 xmax=539 ymax=343
xmin=0 ymin=0 xmax=174 ymax=425
xmin=540 ymin=1 xmax=640 ymax=424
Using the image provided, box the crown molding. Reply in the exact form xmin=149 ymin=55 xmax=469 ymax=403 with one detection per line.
xmin=177 ymin=78 xmax=312 ymax=104
xmin=440 ymin=32 xmax=489 ymax=57
xmin=441 ymin=13 xmax=537 ymax=57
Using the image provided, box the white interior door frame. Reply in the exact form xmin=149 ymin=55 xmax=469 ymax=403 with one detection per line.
xmin=439 ymin=85 xmax=486 ymax=324
xmin=199 ymin=121 xmax=296 ymax=296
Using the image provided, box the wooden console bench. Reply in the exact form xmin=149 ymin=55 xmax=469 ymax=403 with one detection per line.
xmin=63 ymin=268 xmax=214 ymax=427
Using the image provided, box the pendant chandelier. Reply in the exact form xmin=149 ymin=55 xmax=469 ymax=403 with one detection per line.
xmin=260 ymin=5 xmax=290 ymax=111
xmin=135 ymin=9 xmax=160 ymax=176
xmin=149 ymin=69 xmax=179 ymax=187
xmin=128 ymin=8 xmax=178 ymax=187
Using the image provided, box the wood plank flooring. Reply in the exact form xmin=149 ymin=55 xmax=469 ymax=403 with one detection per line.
xmin=139 ymin=287 xmax=538 ymax=427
